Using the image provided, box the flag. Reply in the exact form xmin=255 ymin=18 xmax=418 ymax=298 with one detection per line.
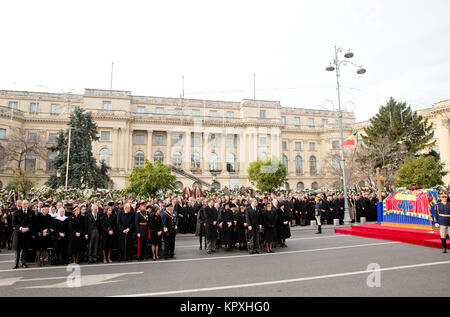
xmin=354 ymin=184 xmax=361 ymax=193
xmin=341 ymin=132 xmax=358 ymax=146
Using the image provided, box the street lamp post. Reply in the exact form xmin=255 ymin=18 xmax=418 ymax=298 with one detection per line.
xmin=326 ymin=46 xmax=366 ymax=225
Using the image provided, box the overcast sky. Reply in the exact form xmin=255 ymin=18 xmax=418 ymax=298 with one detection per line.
xmin=1 ymin=0 xmax=449 ymax=122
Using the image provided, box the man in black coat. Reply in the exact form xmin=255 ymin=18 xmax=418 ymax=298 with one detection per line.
xmin=204 ymin=199 xmax=218 ymax=254
xmin=118 ymin=203 xmax=135 ymax=261
xmin=335 ymin=194 xmax=345 ymax=225
xmin=12 ymin=200 xmax=34 ymax=269
xmin=245 ymin=198 xmax=262 ymax=254
xmin=85 ymin=204 xmax=101 ymax=264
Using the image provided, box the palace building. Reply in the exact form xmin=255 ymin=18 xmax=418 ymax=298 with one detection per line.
xmin=0 ymin=88 xmax=356 ymax=191
xmin=0 ymin=88 xmax=448 ymax=191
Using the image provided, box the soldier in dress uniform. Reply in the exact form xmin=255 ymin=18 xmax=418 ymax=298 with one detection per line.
xmin=436 ymin=194 xmax=450 ymax=253
xmin=135 ymin=201 xmax=150 ymax=261
xmin=162 ymin=203 xmax=178 ymax=259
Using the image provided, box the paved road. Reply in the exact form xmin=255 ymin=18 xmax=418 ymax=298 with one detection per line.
xmin=1 ymin=228 xmax=449 ymax=297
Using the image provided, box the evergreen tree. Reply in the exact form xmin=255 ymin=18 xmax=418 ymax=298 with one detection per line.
xmin=358 ymin=97 xmax=435 ymax=180
xmin=46 ymin=106 xmax=111 ymax=189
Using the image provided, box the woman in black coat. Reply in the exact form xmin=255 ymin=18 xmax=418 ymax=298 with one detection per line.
xmin=234 ymin=205 xmax=247 ymax=250
xmin=261 ymin=202 xmax=278 ymax=253
xmin=219 ymin=202 xmax=234 ymax=251
xmin=101 ymin=206 xmax=116 ymax=263
xmin=79 ymin=205 xmax=88 ymax=263
xmin=149 ymin=206 xmax=163 ymax=260
xmin=277 ymin=202 xmax=291 ymax=247
xmin=35 ymin=206 xmax=53 ymax=266
xmin=53 ymin=208 xmax=69 ymax=265
xmin=68 ymin=207 xmax=83 ymax=264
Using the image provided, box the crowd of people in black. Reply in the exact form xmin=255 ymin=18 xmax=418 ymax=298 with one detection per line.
xmin=0 ymin=191 xmax=384 ymax=269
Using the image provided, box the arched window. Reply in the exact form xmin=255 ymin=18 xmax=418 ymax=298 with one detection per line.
xmin=284 ymin=182 xmax=290 ymax=190
xmin=309 ymin=156 xmax=317 ymax=175
xmin=46 ymin=151 xmax=57 ymax=172
xmin=259 ymin=152 xmax=267 ymax=160
xmin=0 ymin=146 xmax=5 ymax=169
xmin=154 ymin=151 xmax=164 ymax=164
xmin=25 ymin=150 xmax=36 ymax=171
xmin=226 ymin=153 xmax=235 ymax=172
xmin=99 ymin=148 xmax=110 ymax=166
xmin=193 ymin=181 xmax=202 ymax=189
xmin=295 ymin=155 xmax=303 ymax=174
xmin=173 ymin=151 xmax=182 ymax=167
xmin=191 ymin=152 xmax=201 ymax=169
xmin=311 ymin=182 xmax=319 ymax=190
xmin=297 ymin=182 xmax=304 ymax=191
xmin=174 ymin=181 xmax=183 ymax=190
xmin=282 ymin=155 xmax=288 ymax=173
xmin=209 ymin=152 xmax=218 ymax=171
xmin=332 ymin=155 xmax=340 ymax=171
xmin=135 ymin=151 xmax=145 ymax=167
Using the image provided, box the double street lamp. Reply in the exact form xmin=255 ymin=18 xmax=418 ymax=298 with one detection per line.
xmin=325 ymin=46 xmax=366 ymax=225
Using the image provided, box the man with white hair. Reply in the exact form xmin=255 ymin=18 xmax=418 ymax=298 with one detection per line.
xmin=12 ymin=200 xmax=34 ymax=269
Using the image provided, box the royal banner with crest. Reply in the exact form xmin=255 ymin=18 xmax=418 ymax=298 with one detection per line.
xmin=383 ymin=189 xmax=440 ymax=225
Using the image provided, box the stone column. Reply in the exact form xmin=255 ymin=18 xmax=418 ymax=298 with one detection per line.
xmin=147 ymin=130 xmax=153 ymax=163
xmin=203 ymin=132 xmax=209 ymax=171
xmin=221 ymin=130 xmax=226 ymax=171
xmin=166 ymin=131 xmax=171 ymax=165
xmin=184 ymin=130 xmax=191 ymax=171
xmin=127 ymin=129 xmax=133 ymax=171
xmin=112 ymin=128 xmax=119 ymax=169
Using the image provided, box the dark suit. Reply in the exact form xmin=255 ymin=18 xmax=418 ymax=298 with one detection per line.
xmin=85 ymin=212 xmax=101 ymax=262
xmin=12 ymin=207 xmax=34 ymax=267
xmin=245 ymin=205 xmax=261 ymax=253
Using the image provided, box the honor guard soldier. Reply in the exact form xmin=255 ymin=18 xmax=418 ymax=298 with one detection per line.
xmin=162 ymin=203 xmax=178 ymax=259
xmin=135 ymin=201 xmax=150 ymax=261
xmin=436 ymin=194 xmax=450 ymax=253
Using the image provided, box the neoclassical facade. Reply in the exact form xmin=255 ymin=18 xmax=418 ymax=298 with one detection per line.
xmin=0 ymin=88 xmax=358 ymax=191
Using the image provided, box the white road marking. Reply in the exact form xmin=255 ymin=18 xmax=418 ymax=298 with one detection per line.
xmin=18 ymin=272 xmax=143 ymax=289
xmin=0 ymin=241 xmax=399 ymax=274
xmin=112 ymin=260 xmax=450 ymax=297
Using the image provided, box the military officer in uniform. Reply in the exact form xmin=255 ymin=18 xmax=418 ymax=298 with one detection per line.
xmin=436 ymin=194 xmax=450 ymax=253
xmin=135 ymin=201 xmax=150 ymax=261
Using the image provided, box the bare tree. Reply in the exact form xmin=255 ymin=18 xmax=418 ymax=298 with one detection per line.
xmin=1 ymin=127 xmax=48 ymax=170
xmin=321 ymin=146 xmax=367 ymax=189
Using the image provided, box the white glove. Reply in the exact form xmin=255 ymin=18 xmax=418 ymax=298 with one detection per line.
xmin=435 ymin=223 xmax=440 ymax=228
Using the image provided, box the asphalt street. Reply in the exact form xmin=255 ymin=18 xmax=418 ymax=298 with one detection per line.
xmin=1 ymin=227 xmax=449 ymax=297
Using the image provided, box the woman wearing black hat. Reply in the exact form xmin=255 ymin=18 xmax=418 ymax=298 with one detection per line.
xmin=261 ymin=201 xmax=278 ymax=253
xmin=277 ymin=202 xmax=291 ymax=247
xmin=149 ymin=206 xmax=163 ymax=260
xmin=219 ymin=202 xmax=234 ymax=251
xmin=101 ymin=206 xmax=116 ymax=263
xmin=68 ymin=207 xmax=83 ymax=264
xmin=234 ymin=205 xmax=247 ymax=250
xmin=35 ymin=205 xmax=53 ymax=266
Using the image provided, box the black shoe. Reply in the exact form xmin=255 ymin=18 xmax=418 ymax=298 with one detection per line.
xmin=199 ymin=245 xmax=202 ymax=250
xmin=254 ymin=250 xmax=260 ymax=254
xmin=21 ymin=263 xmax=28 ymax=268
xmin=249 ymin=251 xmax=254 ymax=255
xmin=206 ymin=250 xmax=211 ymax=254
xmin=13 ymin=265 xmax=19 ymax=269
xmin=270 ymin=250 xmax=275 ymax=253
